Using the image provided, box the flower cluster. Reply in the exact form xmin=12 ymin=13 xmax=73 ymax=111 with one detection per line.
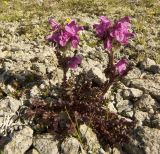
xmin=93 ymin=16 xmax=134 ymax=76
xmin=47 ymin=19 xmax=83 ymax=69
xmin=93 ymin=16 xmax=134 ymax=50
xmin=47 ymin=19 xmax=83 ymax=48
xmin=47 ymin=17 xmax=134 ymax=74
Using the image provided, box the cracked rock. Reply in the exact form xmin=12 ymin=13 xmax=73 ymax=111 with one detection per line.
xmin=79 ymin=124 xmax=105 ymax=154
xmin=33 ymin=134 xmax=59 ymax=154
xmin=134 ymin=94 xmax=159 ymax=113
xmin=122 ymin=88 xmax=143 ymax=99
xmin=61 ymin=137 xmax=86 ymax=154
xmin=4 ymin=126 xmax=33 ymax=154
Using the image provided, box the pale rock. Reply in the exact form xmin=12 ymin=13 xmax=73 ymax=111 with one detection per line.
xmin=134 ymin=94 xmax=158 ymax=113
xmin=0 ymin=99 xmax=9 ymax=111
xmin=61 ymin=137 xmax=86 ymax=154
xmin=123 ymin=67 xmax=141 ymax=86
xmin=6 ymin=85 xmax=15 ymax=93
xmin=108 ymin=102 xmax=117 ymax=113
xmin=33 ymin=134 xmax=59 ymax=154
xmin=0 ymin=96 xmax=21 ymax=112
xmin=89 ymin=67 xmax=106 ymax=83
xmin=82 ymin=59 xmax=106 ymax=83
xmin=138 ymin=126 xmax=160 ymax=154
xmin=129 ymin=76 xmax=160 ymax=101
xmin=116 ymin=99 xmax=133 ymax=113
xmin=124 ymin=111 xmax=134 ymax=118
xmin=139 ymin=57 xmax=160 ymax=74
xmin=134 ymin=111 xmax=149 ymax=126
xmin=10 ymin=45 xmax=21 ymax=52
xmin=8 ymin=96 xmax=21 ymax=112
xmin=30 ymin=85 xmax=41 ymax=97
xmin=122 ymin=88 xmax=143 ymax=99
xmin=139 ymin=58 xmax=156 ymax=71
xmin=79 ymin=124 xmax=103 ymax=153
xmin=4 ymin=126 xmax=33 ymax=154
xmin=31 ymin=63 xmax=46 ymax=74
xmin=50 ymin=68 xmax=64 ymax=85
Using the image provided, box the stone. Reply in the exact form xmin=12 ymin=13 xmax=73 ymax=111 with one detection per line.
xmin=122 ymin=88 xmax=143 ymax=99
xmin=134 ymin=94 xmax=158 ymax=113
xmin=115 ymin=90 xmax=123 ymax=102
xmin=108 ymin=102 xmax=117 ymax=113
xmin=30 ymin=85 xmax=41 ymax=98
xmin=33 ymin=134 xmax=59 ymax=154
xmin=4 ymin=126 xmax=33 ymax=154
xmin=31 ymin=63 xmax=46 ymax=74
xmin=129 ymin=76 xmax=160 ymax=101
xmin=139 ymin=58 xmax=156 ymax=71
xmin=50 ymin=68 xmax=64 ymax=85
xmin=0 ymin=96 xmax=21 ymax=112
xmin=123 ymin=67 xmax=142 ymax=86
xmin=0 ymin=99 xmax=9 ymax=111
xmin=79 ymin=124 xmax=104 ymax=153
xmin=10 ymin=45 xmax=21 ymax=52
xmin=116 ymin=99 xmax=133 ymax=113
xmin=7 ymin=96 xmax=21 ymax=112
xmin=134 ymin=111 xmax=149 ymax=126
xmin=150 ymin=113 xmax=160 ymax=129
xmin=89 ymin=67 xmax=107 ymax=83
xmin=138 ymin=127 xmax=160 ymax=154
xmin=139 ymin=58 xmax=160 ymax=74
xmin=61 ymin=137 xmax=86 ymax=154
xmin=81 ymin=58 xmax=107 ymax=83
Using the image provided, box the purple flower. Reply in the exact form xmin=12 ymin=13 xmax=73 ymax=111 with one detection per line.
xmin=115 ymin=59 xmax=127 ymax=75
xmin=47 ymin=19 xmax=83 ymax=48
xmin=93 ymin=16 xmax=111 ymax=38
xmin=65 ymin=20 xmax=83 ymax=48
xmin=59 ymin=30 xmax=70 ymax=47
xmin=110 ymin=16 xmax=134 ymax=45
xmin=65 ymin=20 xmax=83 ymax=36
xmin=46 ymin=32 xmax=60 ymax=44
xmin=93 ymin=16 xmax=134 ymax=50
xmin=68 ymin=55 xmax=82 ymax=69
xmin=48 ymin=19 xmax=60 ymax=31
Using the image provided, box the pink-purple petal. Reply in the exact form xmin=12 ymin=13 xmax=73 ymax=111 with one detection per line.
xmin=115 ymin=59 xmax=127 ymax=75
xmin=104 ymin=37 xmax=112 ymax=50
xmin=48 ymin=19 xmax=60 ymax=31
xmin=68 ymin=55 xmax=82 ymax=69
xmin=71 ymin=36 xmax=79 ymax=48
xmin=93 ymin=16 xmax=111 ymax=38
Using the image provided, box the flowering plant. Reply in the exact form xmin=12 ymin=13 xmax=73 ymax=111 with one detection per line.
xmin=47 ymin=19 xmax=83 ymax=69
xmin=93 ymin=16 xmax=134 ymax=90
xmin=26 ymin=16 xmax=135 ymax=149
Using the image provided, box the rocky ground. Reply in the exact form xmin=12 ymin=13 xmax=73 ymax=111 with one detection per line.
xmin=0 ymin=0 xmax=160 ymax=154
